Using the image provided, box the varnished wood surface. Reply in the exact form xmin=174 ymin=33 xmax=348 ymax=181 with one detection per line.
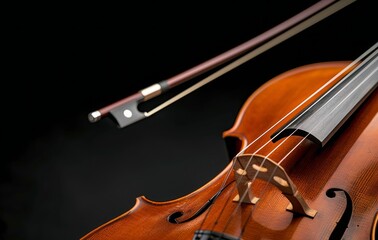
xmin=81 ymin=62 xmax=378 ymax=239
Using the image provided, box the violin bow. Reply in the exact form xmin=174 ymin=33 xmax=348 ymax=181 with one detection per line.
xmin=88 ymin=0 xmax=356 ymax=128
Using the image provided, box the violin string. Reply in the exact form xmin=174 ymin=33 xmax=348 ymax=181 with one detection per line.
xmin=225 ymin=45 xmax=378 ymax=238
xmin=195 ymin=0 xmax=358 ymax=234
xmin=204 ymin=62 xmax=361 ymax=235
xmin=223 ymin=129 xmax=299 ymax=237
xmin=193 ymin=0 xmax=358 ymax=233
xmin=237 ymin=43 xmax=377 ymax=189
xmin=238 ymin=57 xmax=377 ymax=238
xmin=204 ymin=52 xmax=363 ymax=234
xmin=210 ymin=45 xmax=378 ymax=238
xmin=233 ymin=45 xmax=377 ymax=236
xmin=199 ymin=54 xmax=364 ymax=237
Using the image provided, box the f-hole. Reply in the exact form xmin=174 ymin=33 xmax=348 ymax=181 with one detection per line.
xmin=326 ymin=188 xmax=353 ymax=240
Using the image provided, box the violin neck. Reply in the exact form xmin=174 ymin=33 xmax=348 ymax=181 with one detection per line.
xmin=272 ymin=44 xmax=378 ymax=147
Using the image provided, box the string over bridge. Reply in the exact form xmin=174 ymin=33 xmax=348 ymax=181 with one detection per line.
xmin=233 ymin=154 xmax=317 ymax=218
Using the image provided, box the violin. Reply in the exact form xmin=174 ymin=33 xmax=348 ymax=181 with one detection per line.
xmin=81 ymin=1 xmax=377 ymax=239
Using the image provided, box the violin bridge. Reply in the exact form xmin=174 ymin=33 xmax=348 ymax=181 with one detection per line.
xmin=232 ymin=154 xmax=317 ymax=218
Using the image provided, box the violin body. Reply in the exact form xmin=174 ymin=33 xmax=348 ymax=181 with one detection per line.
xmin=81 ymin=61 xmax=377 ymax=239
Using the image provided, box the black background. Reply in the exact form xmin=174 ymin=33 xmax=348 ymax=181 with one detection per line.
xmin=2 ymin=1 xmax=376 ymax=239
